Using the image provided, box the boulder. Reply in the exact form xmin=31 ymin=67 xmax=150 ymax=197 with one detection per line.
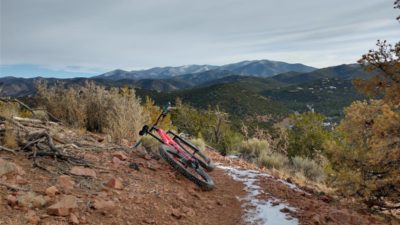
xmin=47 ymin=195 xmax=78 ymax=216
xmin=70 ymin=166 xmax=96 ymax=178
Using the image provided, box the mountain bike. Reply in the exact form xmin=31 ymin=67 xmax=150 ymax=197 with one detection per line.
xmin=133 ymin=103 xmax=215 ymax=191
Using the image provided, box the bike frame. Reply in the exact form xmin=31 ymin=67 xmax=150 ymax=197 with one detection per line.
xmin=136 ymin=108 xmax=198 ymax=165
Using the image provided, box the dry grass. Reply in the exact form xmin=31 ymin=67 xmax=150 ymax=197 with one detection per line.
xmin=240 ymin=138 xmax=270 ymax=158
xmin=189 ymin=137 xmax=206 ymax=150
xmin=258 ymin=152 xmax=289 ymax=169
xmin=36 ymin=81 xmax=147 ymax=143
xmin=141 ymin=135 xmax=161 ymax=154
xmin=0 ymin=102 xmax=19 ymax=119
xmin=291 ymin=156 xmax=326 ymax=182
xmin=3 ymin=125 xmax=17 ymax=149
xmin=0 ymin=102 xmax=19 ymax=148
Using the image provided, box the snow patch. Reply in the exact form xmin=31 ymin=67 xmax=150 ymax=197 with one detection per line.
xmin=218 ymin=165 xmax=299 ymax=225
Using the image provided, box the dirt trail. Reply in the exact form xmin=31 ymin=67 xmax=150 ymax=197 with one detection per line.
xmin=0 ymin=127 xmax=398 ymax=225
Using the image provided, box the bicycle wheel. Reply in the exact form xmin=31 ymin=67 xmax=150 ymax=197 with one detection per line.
xmin=173 ymin=137 xmax=216 ymax=172
xmin=159 ymin=144 xmax=214 ymax=191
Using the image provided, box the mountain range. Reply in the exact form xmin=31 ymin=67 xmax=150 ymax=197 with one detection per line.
xmin=95 ymin=59 xmax=316 ymax=80
xmin=0 ymin=59 xmax=373 ymax=128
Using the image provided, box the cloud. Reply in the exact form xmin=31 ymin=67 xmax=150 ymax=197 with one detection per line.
xmin=0 ymin=0 xmax=399 ymax=77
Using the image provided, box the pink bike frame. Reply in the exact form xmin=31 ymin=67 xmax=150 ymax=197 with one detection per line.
xmin=155 ymin=128 xmax=193 ymax=161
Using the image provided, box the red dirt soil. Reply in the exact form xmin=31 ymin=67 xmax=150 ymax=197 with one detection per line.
xmin=1 ymin=130 xmax=399 ymax=225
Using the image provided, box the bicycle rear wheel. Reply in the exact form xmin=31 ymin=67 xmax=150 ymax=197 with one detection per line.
xmin=159 ymin=144 xmax=214 ymax=191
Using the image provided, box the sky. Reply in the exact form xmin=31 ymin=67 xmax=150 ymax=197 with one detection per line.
xmin=0 ymin=0 xmax=399 ymax=78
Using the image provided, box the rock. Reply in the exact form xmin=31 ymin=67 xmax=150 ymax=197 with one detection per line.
xmin=83 ymin=153 xmax=100 ymax=162
xmin=311 ymin=214 xmax=323 ymax=225
xmin=58 ymin=175 xmax=75 ymax=191
xmin=17 ymin=192 xmax=47 ymax=208
xmin=15 ymin=175 xmax=29 ymax=185
xmin=47 ymin=195 xmax=78 ymax=216
xmin=128 ymin=162 xmax=140 ymax=171
xmin=182 ymin=206 xmax=195 ymax=217
xmin=112 ymin=157 xmax=122 ymax=165
xmin=271 ymin=201 xmax=280 ymax=206
xmin=0 ymin=159 xmax=25 ymax=178
xmin=46 ymin=186 xmax=59 ymax=197
xmin=106 ymin=177 xmax=123 ymax=190
xmin=70 ymin=166 xmax=96 ymax=178
xmin=143 ymin=218 xmax=155 ymax=224
xmin=171 ymin=208 xmax=182 ymax=219
xmin=112 ymin=151 xmax=128 ymax=161
xmin=147 ymin=161 xmax=161 ymax=171
xmin=286 ymin=177 xmax=293 ymax=184
xmin=70 ymin=213 xmax=80 ymax=224
xmin=328 ymin=210 xmax=353 ymax=224
xmin=92 ymin=198 xmax=116 ymax=214
xmin=144 ymin=154 xmax=152 ymax=160
xmin=6 ymin=194 xmax=17 ymax=206
xmin=25 ymin=210 xmax=40 ymax=225
xmin=319 ymin=194 xmax=333 ymax=203
xmin=280 ymin=207 xmax=291 ymax=213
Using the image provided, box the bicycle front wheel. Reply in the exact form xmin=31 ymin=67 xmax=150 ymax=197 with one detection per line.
xmin=159 ymin=144 xmax=214 ymax=191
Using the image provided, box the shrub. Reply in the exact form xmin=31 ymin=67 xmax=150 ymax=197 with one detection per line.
xmin=288 ymin=112 xmax=330 ymax=158
xmin=36 ymin=81 xmax=147 ymax=143
xmin=0 ymin=102 xmax=19 ymax=119
xmin=238 ymin=138 xmax=289 ymax=169
xmin=140 ymin=135 xmax=160 ymax=154
xmin=291 ymin=156 xmax=326 ymax=182
xmin=326 ymin=100 xmax=400 ymax=208
xmin=103 ymin=87 xmax=147 ymax=143
xmin=36 ymin=81 xmax=86 ymax=127
xmin=0 ymin=102 xmax=19 ymax=149
xmin=239 ymin=138 xmax=270 ymax=158
xmin=3 ymin=125 xmax=18 ymax=149
xmin=258 ymin=152 xmax=289 ymax=170
xmin=189 ymin=137 xmax=206 ymax=151
xmin=172 ymin=99 xmax=242 ymax=155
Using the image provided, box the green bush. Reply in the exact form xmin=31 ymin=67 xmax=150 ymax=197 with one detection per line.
xmin=171 ymin=100 xmax=243 ymax=155
xmin=288 ymin=112 xmax=330 ymax=159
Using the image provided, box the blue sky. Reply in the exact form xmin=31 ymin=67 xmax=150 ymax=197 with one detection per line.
xmin=1 ymin=0 xmax=399 ymax=78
